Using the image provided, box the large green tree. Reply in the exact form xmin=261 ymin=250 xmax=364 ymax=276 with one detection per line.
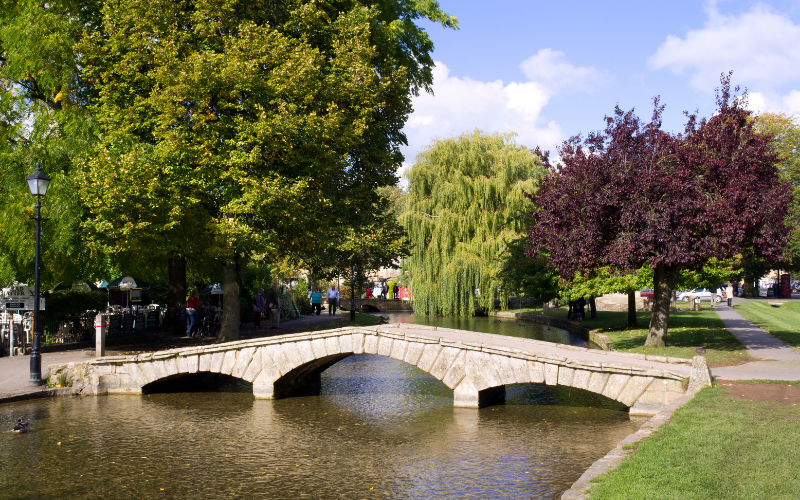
xmin=74 ymin=0 xmax=455 ymax=341
xmin=403 ymin=130 xmax=546 ymax=316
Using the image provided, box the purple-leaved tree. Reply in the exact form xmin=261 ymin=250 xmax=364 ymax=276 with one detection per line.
xmin=529 ymin=74 xmax=793 ymax=347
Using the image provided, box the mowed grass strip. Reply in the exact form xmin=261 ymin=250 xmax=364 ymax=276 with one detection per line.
xmin=734 ymin=301 xmax=800 ymax=347
xmin=585 ymin=386 xmax=800 ymax=500
xmin=526 ymin=309 xmax=750 ymax=366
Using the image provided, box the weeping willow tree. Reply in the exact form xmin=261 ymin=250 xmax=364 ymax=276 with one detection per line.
xmin=402 ymin=130 xmax=545 ymax=316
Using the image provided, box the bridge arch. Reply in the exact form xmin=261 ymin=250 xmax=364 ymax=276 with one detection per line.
xmin=58 ymin=325 xmax=705 ymax=416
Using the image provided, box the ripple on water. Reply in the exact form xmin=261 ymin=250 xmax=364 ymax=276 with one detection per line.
xmin=0 ymin=354 xmax=643 ymax=499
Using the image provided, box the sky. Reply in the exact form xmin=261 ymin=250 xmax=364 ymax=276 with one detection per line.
xmin=399 ymin=0 xmax=800 ymax=176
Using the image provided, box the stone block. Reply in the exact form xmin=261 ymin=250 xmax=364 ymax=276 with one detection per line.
xmin=199 ymin=353 xmax=213 ymax=372
xmin=281 ymin=343 xmax=303 ymax=370
xmin=403 ymin=342 xmax=425 ymax=366
xmin=430 ymin=347 xmax=460 ymax=380
xmin=338 ymin=334 xmax=354 ymax=354
xmin=187 ymin=355 xmax=199 ymax=374
xmin=490 ymin=355 xmax=516 ymax=386
xmin=252 ymin=370 xmax=275 ymax=399
xmin=260 ymin=347 xmax=283 ymax=380
xmin=389 ymin=339 xmax=409 ymax=361
xmin=210 ymin=352 xmax=225 ymax=373
xmin=165 ymin=358 xmax=179 ymax=377
xmin=176 ymin=356 xmax=188 ymax=374
xmin=269 ymin=345 xmax=291 ymax=375
xmin=377 ymin=336 xmax=394 ymax=357
xmin=528 ymin=361 xmax=545 ymax=383
xmin=453 ymin=376 xmax=479 ymax=407
xmin=416 ymin=344 xmax=443 ymax=372
xmin=352 ymin=333 xmax=366 ymax=354
xmin=587 ymin=372 xmax=610 ymax=394
xmin=243 ymin=350 xmax=263 ymax=382
xmin=630 ymin=387 xmax=665 ymax=415
xmin=296 ymin=341 xmax=315 ymax=363
xmin=602 ymin=374 xmax=631 ymax=400
xmin=616 ymin=376 xmax=654 ymax=406
xmin=509 ymin=357 xmax=531 ymax=384
xmin=474 ymin=352 xmax=502 ymax=390
xmin=442 ymin=350 xmax=467 ymax=388
xmin=325 ymin=336 xmax=341 ymax=356
xmin=152 ymin=360 xmax=169 ymax=381
xmin=571 ymin=369 xmax=592 ymax=390
xmin=544 ymin=364 xmax=559 ymax=386
xmin=364 ymin=335 xmax=379 ymax=354
xmin=232 ymin=347 xmax=256 ymax=379
xmin=688 ymin=355 xmax=712 ymax=393
xmin=139 ymin=362 xmax=157 ymax=384
xmin=557 ymin=366 xmax=575 ymax=387
xmin=125 ymin=363 xmax=147 ymax=387
xmin=311 ymin=338 xmax=327 ymax=358
xmin=220 ymin=350 xmax=238 ymax=375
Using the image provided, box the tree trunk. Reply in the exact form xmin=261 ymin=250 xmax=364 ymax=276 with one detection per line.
xmin=627 ymin=291 xmax=638 ymax=327
xmin=167 ymin=257 xmax=186 ymax=308
xmin=645 ymin=265 xmax=680 ymax=348
xmin=588 ymin=295 xmax=597 ymax=319
xmin=567 ymin=300 xmax=574 ymax=320
xmin=218 ymin=254 xmax=246 ymax=343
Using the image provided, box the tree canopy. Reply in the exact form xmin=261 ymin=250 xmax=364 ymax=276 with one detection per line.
xmin=403 ymin=130 xmax=545 ymax=316
xmin=529 ymin=75 xmax=793 ymax=347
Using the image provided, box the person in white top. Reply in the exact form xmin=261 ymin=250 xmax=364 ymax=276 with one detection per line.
xmin=726 ymin=284 xmax=734 ymax=307
xmin=326 ymin=286 xmax=340 ymax=316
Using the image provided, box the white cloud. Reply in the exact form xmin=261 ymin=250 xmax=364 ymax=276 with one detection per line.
xmin=520 ymin=48 xmax=606 ymax=94
xmin=747 ymin=90 xmax=800 ymax=115
xmin=402 ymin=53 xmax=603 ymax=171
xmin=649 ymin=4 xmax=800 ymax=91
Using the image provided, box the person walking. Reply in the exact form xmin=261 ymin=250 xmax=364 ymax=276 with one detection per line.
xmin=326 ymin=285 xmax=339 ymax=316
xmin=186 ymin=290 xmax=203 ymax=337
xmin=392 ymin=283 xmax=399 ymax=300
xmin=267 ymin=283 xmax=281 ymax=329
xmin=726 ymin=283 xmax=734 ymax=307
xmin=310 ymin=287 xmax=322 ymax=315
xmin=253 ymin=288 xmax=266 ymax=328
xmin=382 ymin=283 xmax=388 ymax=300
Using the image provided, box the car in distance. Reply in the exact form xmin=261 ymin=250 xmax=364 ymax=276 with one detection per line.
xmin=676 ymin=288 xmax=723 ymax=302
xmin=640 ymin=288 xmax=654 ymax=299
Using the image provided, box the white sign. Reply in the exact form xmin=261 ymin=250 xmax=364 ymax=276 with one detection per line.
xmin=0 ymin=285 xmax=45 ymax=311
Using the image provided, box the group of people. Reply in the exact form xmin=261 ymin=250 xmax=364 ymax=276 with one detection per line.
xmin=308 ymin=285 xmax=340 ymax=315
xmin=253 ymin=284 xmax=281 ymax=329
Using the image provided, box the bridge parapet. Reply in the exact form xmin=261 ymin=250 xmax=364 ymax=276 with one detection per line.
xmin=49 ymin=324 xmax=708 ymax=416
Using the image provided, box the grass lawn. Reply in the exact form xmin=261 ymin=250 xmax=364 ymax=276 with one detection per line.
xmin=585 ymin=385 xmax=800 ymax=500
xmin=512 ymin=307 xmax=749 ymax=366
xmin=734 ymin=301 xmax=800 ymax=347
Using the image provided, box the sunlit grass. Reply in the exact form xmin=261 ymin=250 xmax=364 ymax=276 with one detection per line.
xmin=734 ymin=301 xmax=800 ymax=348
xmin=586 ymin=386 xmax=800 ymax=500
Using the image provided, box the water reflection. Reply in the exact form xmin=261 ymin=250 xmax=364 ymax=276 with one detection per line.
xmin=1 ymin=354 xmax=642 ymax=499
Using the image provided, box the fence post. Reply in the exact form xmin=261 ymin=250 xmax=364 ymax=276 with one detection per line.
xmin=95 ymin=313 xmax=106 ymax=358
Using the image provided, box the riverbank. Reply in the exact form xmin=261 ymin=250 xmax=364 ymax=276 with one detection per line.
xmin=582 ymin=381 xmax=800 ymax=499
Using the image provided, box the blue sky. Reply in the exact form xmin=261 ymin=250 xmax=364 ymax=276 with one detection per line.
xmin=399 ymin=0 xmax=800 ymax=171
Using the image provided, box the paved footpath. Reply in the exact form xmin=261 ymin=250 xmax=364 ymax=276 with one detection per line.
xmin=711 ymin=304 xmax=800 ymax=381
xmin=0 ymin=312 xmax=349 ymax=402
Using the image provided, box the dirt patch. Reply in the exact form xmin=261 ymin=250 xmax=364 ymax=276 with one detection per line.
xmin=717 ymin=381 xmax=800 ymax=405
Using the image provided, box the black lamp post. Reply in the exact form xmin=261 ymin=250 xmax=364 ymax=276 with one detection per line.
xmin=25 ymin=162 xmax=51 ymax=386
xmin=350 ymin=265 xmax=356 ymax=321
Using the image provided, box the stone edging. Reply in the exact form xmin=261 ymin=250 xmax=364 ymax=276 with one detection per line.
xmin=490 ymin=311 xmax=691 ymax=366
xmin=0 ymin=387 xmax=80 ymax=406
xmin=560 ymin=393 xmax=695 ymax=500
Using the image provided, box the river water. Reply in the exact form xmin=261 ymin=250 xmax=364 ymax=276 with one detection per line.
xmin=0 ymin=315 xmax=645 ymax=499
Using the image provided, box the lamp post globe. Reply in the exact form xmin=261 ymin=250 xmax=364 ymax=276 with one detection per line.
xmin=25 ymin=162 xmax=50 ymax=386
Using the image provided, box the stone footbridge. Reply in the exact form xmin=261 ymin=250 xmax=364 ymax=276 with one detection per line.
xmin=50 ymin=324 xmax=710 ymax=416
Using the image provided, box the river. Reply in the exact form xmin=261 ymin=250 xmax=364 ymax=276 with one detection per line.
xmin=0 ymin=315 xmax=644 ymax=499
